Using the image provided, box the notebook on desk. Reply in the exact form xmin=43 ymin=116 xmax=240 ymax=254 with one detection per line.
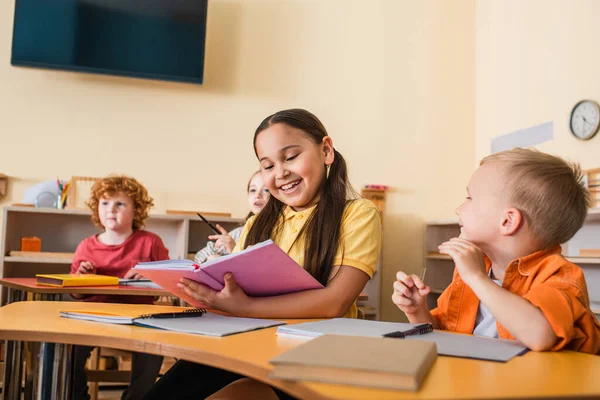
xmin=132 ymin=240 xmax=324 ymax=307
xmin=118 ymin=279 xmax=162 ymax=289
xmin=36 ymin=274 xmax=119 ymax=287
xmin=277 ymin=318 xmax=528 ymax=362
xmin=60 ymin=308 xmax=286 ymax=337
xmin=270 ymin=334 xmax=437 ymax=391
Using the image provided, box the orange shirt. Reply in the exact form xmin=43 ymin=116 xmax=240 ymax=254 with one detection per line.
xmin=431 ymin=245 xmax=600 ymax=354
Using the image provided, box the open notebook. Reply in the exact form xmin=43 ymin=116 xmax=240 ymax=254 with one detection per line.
xmin=118 ymin=279 xmax=162 ymax=289
xmin=60 ymin=309 xmax=285 ymax=337
xmin=277 ymin=318 xmax=528 ymax=362
xmin=132 ymin=240 xmax=323 ymax=307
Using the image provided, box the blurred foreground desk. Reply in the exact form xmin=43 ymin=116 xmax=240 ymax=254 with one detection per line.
xmin=0 ymin=278 xmax=171 ymax=400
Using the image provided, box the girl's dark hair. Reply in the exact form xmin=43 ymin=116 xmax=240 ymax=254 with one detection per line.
xmin=243 ymin=109 xmax=355 ymax=285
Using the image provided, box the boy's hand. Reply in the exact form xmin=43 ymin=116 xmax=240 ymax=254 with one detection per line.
xmin=178 ymin=273 xmax=250 ymax=316
xmin=76 ymin=261 xmax=95 ymax=275
xmin=208 ymin=225 xmax=236 ymax=254
xmin=123 ymin=269 xmax=144 ymax=280
xmin=438 ymin=237 xmax=486 ymax=285
xmin=392 ymin=271 xmax=431 ymax=315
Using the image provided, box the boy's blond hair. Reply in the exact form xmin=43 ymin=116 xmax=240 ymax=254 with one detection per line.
xmin=87 ymin=175 xmax=154 ymax=231
xmin=481 ymin=148 xmax=591 ymax=248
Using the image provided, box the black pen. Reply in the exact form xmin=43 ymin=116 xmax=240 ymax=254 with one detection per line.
xmin=140 ymin=308 xmax=206 ymax=319
xmin=382 ymin=323 xmax=433 ymax=338
xmin=196 ymin=212 xmax=221 ymax=235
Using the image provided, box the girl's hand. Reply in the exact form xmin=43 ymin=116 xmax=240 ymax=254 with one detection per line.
xmin=392 ymin=271 xmax=430 ymax=315
xmin=438 ymin=237 xmax=486 ymax=286
xmin=76 ymin=261 xmax=95 ymax=275
xmin=178 ymin=273 xmax=251 ymax=316
xmin=208 ymin=225 xmax=236 ymax=254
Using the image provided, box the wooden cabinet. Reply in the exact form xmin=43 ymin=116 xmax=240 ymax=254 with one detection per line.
xmin=423 ymin=210 xmax=600 ymax=313
xmin=0 ymin=206 xmax=244 ymax=303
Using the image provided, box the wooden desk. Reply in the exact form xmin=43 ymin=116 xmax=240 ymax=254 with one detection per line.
xmin=0 ymin=277 xmax=169 ymax=299
xmin=0 ymin=277 xmax=367 ymax=302
xmin=1 ymin=302 xmax=599 ymax=400
xmin=0 ymin=278 xmax=172 ymax=400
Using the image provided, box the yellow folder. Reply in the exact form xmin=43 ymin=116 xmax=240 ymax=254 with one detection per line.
xmin=35 ymin=274 xmax=119 ymax=287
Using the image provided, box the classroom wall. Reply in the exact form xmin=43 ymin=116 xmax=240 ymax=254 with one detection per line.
xmin=476 ymin=0 xmax=600 ymax=166
xmin=0 ymin=0 xmax=476 ymax=322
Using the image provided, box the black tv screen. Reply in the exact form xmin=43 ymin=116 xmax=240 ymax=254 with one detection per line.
xmin=11 ymin=0 xmax=208 ymax=84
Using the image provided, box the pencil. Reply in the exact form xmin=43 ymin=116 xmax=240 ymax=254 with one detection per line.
xmin=196 ymin=212 xmax=221 ymax=235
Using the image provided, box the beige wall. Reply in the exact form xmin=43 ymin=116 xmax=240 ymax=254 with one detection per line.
xmin=476 ymin=0 xmax=600 ymax=166
xmin=0 ymin=0 xmax=476 ymax=321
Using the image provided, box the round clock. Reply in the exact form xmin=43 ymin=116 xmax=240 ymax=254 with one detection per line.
xmin=570 ymin=100 xmax=600 ymax=140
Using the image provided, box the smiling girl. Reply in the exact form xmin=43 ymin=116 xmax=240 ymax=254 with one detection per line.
xmin=144 ymin=109 xmax=382 ymax=400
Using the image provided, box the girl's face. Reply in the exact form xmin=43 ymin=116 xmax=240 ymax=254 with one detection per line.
xmin=256 ymin=123 xmax=334 ymax=211
xmin=247 ymin=173 xmax=269 ymax=215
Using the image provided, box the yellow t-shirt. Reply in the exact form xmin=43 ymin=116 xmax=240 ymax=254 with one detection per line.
xmin=233 ymin=198 xmax=382 ymax=318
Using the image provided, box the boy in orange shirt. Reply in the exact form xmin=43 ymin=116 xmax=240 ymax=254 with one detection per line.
xmin=393 ymin=148 xmax=600 ymax=353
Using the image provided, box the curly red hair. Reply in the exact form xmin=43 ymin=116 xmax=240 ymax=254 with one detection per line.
xmin=87 ymin=175 xmax=154 ymax=231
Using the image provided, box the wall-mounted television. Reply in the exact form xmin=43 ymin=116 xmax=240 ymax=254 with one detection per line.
xmin=11 ymin=0 xmax=208 ymax=84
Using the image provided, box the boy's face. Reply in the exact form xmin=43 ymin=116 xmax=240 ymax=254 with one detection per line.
xmin=98 ymin=192 xmax=135 ymax=234
xmin=456 ymin=163 xmax=507 ymax=247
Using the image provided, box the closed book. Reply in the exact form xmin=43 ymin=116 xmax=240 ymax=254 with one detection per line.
xmin=35 ymin=274 xmax=119 ymax=287
xmin=132 ymin=240 xmax=323 ymax=308
xmin=270 ymin=335 xmax=437 ymax=391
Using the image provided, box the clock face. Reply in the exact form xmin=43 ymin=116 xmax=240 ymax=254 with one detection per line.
xmin=570 ymin=100 xmax=600 ymax=140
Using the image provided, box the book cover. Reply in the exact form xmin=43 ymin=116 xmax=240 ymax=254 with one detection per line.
xmin=36 ymin=274 xmax=119 ymax=287
xmin=270 ymin=334 xmax=437 ymax=391
xmin=132 ymin=240 xmax=324 ymax=307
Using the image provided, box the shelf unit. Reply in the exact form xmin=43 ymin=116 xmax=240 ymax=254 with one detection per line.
xmin=0 ymin=206 xmax=245 ymax=304
xmin=423 ymin=210 xmax=600 ymax=310
xmin=0 ymin=206 xmax=383 ymax=318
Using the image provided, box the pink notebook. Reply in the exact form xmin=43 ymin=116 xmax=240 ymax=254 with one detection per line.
xmin=132 ymin=240 xmax=324 ymax=307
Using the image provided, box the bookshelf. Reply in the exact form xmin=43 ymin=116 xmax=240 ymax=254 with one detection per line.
xmin=423 ymin=210 xmax=600 ymax=309
xmin=0 ymin=206 xmax=244 ymax=304
xmin=0 ymin=205 xmax=383 ymax=317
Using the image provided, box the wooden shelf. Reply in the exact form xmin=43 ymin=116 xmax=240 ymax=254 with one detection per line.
xmin=2 ymin=206 xmax=243 ymax=223
xmin=428 ymin=254 xmax=600 ymax=265
xmin=586 ymin=208 xmax=600 ymax=222
xmin=426 ymin=218 xmax=459 ymax=226
xmin=4 ymin=256 xmax=72 ymax=264
xmin=0 ymin=207 xmax=246 ymax=305
xmin=424 ymin=214 xmax=600 ymax=310
xmin=565 ymin=257 xmax=600 ymax=265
